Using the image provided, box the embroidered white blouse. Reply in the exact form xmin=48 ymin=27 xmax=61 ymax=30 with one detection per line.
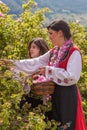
xmin=13 ymin=50 xmax=82 ymax=86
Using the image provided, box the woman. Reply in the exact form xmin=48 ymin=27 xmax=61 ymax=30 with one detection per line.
xmin=1 ymin=20 xmax=86 ymax=130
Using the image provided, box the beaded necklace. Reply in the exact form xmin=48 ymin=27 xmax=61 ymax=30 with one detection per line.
xmin=49 ymin=40 xmax=73 ymax=67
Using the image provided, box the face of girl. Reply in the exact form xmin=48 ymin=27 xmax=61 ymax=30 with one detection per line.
xmin=48 ymin=28 xmax=60 ymax=46
xmin=29 ymin=42 xmax=40 ymax=58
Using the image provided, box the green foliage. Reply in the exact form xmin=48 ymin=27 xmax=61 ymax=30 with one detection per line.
xmin=69 ymin=22 xmax=87 ymax=54
xmin=0 ymin=1 xmax=9 ymax=13
xmin=28 ymin=112 xmax=46 ymax=130
xmin=0 ymin=0 xmax=87 ymax=129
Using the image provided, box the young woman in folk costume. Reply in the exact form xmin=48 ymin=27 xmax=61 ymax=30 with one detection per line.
xmin=1 ymin=20 xmax=87 ymax=130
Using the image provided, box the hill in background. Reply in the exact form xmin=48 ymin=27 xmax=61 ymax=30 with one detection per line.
xmin=36 ymin=0 xmax=87 ymax=13
xmin=2 ymin=0 xmax=87 ymax=26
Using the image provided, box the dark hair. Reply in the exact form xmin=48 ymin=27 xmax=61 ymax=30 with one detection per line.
xmin=28 ymin=38 xmax=49 ymax=58
xmin=47 ymin=20 xmax=71 ymax=40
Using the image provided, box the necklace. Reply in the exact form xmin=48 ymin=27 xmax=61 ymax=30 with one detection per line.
xmin=49 ymin=40 xmax=73 ymax=67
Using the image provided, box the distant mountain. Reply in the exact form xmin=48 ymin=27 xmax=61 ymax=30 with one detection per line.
xmin=2 ymin=0 xmax=87 ymax=14
xmin=36 ymin=0 xmax=87 ymax=26
xmin=2 ymin=0 xmax=87 ymax=26
xmin=36 ymin=0 xmax=87 ymax=13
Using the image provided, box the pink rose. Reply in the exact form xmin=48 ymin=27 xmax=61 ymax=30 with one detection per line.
xmin=34 ymin=2 xmax=38 ymax=8
xmin=33 ymin=75 xmax=48 ymax=83
xmin=0 ymin=12 xmax=4 ymax=17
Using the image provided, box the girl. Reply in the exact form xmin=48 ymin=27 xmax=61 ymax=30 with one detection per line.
xmin=20 ymin=37 xmax=49 ymax=108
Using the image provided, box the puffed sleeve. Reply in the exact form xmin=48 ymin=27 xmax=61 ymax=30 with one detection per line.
xmin=13 ymin=51 xmax=50 ymax=75
xmin=45 ymin=50 xmax=82 ymax=86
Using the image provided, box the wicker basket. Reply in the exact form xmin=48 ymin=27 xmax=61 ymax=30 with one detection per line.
xmin=31 ymin=81 xmax=55 ymax=96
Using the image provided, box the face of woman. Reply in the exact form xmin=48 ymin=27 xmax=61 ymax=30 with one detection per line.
xmin=29 ymin=42 xmax=40 ymax=58
xmin=48 ymin=28 xmax=60 ymax=46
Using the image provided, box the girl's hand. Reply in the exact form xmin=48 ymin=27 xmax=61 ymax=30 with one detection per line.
xmin=0 ymin=59 xmax=13 ymax=65
xmin=32 ymin=74 xmax=39 ymax=80
xmin=39 ymin=67 xmax=46 ymax=75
